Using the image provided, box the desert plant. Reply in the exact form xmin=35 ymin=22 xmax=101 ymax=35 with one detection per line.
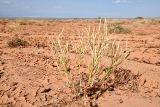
xmin=51 ymin=29 xmax=72 ymax=81
xmin=135 ymin=17 xmax=144 ymax=19
xmin=109 ymin=25 xmax=131 ymax=34
xmin=150 ymin=19 xmax=160 ymax=25
xmin=51 ymin=19 xmax=130 ymax=106
xmin=8 ymin=36 xmax=28 ymax=48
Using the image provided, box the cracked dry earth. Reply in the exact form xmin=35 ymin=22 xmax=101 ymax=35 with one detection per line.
xmin=0 ymin=19 xmax=160 ymax=107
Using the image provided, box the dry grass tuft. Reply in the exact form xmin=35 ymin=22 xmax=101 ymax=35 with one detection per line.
xmin=8 ymin=35 xmax=29 ymax=48
xmin=51 ymin=19 xmax=131 ymax=106
xmin=109 ymin=25 xmax=131 ymax=34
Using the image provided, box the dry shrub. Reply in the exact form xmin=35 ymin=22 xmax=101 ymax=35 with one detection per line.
xmin=8 ymin=36 xmax=29 ymax=48
xmin=149 ymin=19 xmax=160 ymax=25
xmin=113 ymin=68 xmax=139 ymax=92
xmin=51 ymin=20 xmax=131 ymax=106
xmin=135 ymin=17 xmax=144 ymax=19
xmin=19 ymin=21 xmax=28 ymax=25
xmin=109 ymin=25 xmax=131 ymax=34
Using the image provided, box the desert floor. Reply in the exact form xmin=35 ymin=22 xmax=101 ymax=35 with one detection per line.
xmin=0 ymin=19 xmax=160 ymax=107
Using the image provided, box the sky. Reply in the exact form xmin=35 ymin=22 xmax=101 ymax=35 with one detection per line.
xmin=0 ymin=0 xmax=160 ymax=18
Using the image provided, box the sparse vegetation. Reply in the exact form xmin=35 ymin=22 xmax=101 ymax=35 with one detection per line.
xmin=109 ymin=25 xmax=131 ymax=34
xmin=150 ymin=19 xmax=160 ymax=25
xmin=51 ymin=29 xmax=71 ymax=80
xmin=51 ymin=20 xmax=130 ymax=106
xmin=1 ymin=18 xmax=159 ymax=107
xmin=135 ymin=17 xmax=144 ymax=19
xmin=8 ymin=36 xmax=29 ymax=48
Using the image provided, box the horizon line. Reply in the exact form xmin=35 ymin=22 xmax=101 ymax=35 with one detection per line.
xmin=0 ymin=16 xmax=160 ymax=19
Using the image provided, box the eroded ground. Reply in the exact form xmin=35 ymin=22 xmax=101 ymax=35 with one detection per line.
xmin=0 ymin=19 xmax=160 ymax=107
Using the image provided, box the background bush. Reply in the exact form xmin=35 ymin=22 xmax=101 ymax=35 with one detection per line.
xmin=8 ymin=36 xmax=28 ymax=48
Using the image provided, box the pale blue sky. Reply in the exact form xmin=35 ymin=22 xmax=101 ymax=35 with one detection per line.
xmin=0 ymin=0 xmax=160 ymax=18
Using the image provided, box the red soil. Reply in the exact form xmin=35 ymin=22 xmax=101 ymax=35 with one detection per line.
xmin=0 ymin=19 xmax=160 ymax=107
